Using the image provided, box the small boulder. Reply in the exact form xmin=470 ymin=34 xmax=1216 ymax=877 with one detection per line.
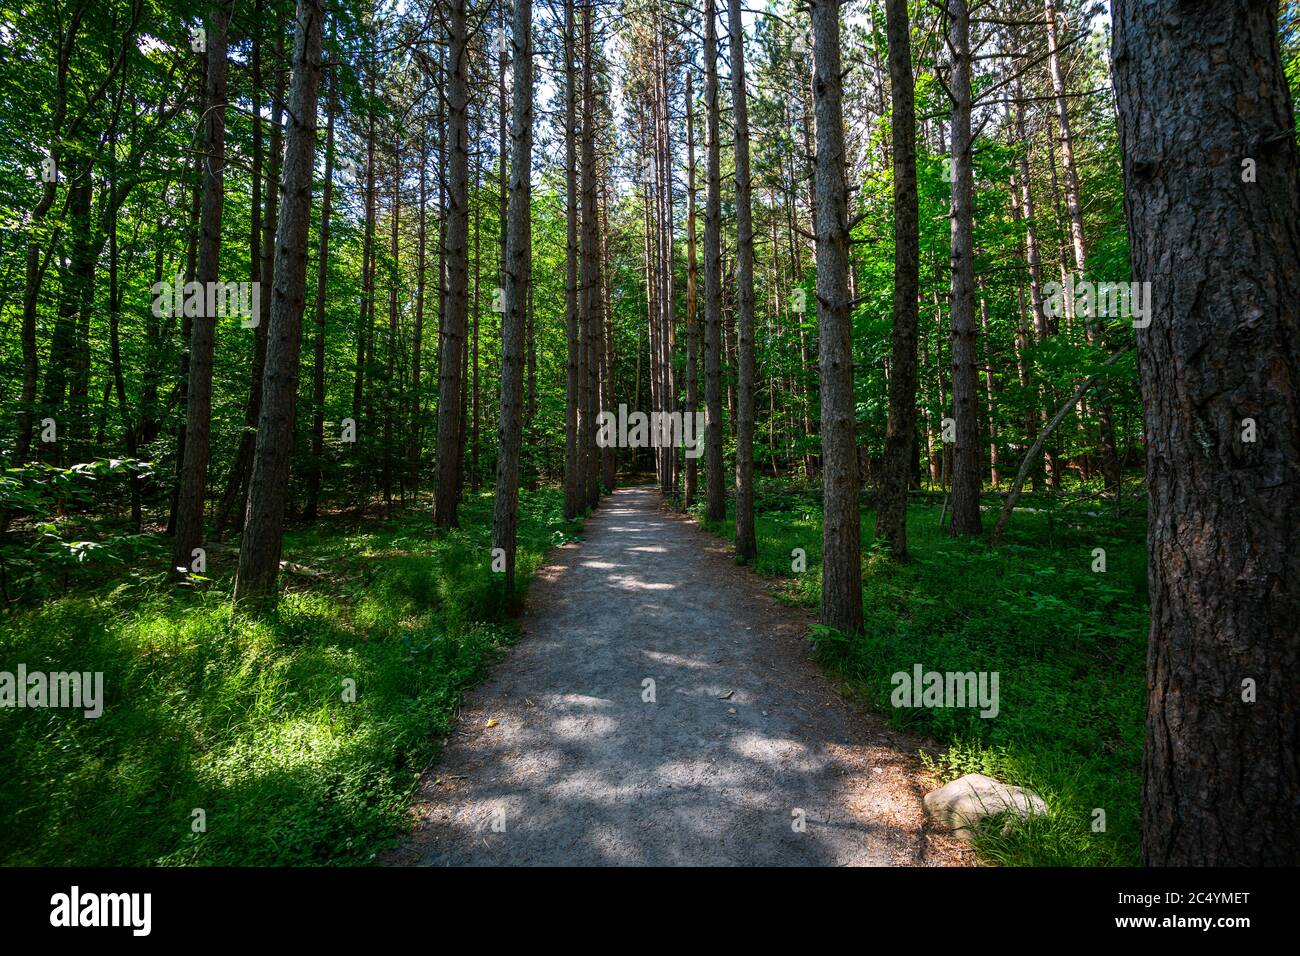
xmin=924 ymin=773 xmax=1047 ymax=841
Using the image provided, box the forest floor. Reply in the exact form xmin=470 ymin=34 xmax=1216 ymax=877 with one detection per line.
xmin=385 ymin=485 xmax=969 ymax=866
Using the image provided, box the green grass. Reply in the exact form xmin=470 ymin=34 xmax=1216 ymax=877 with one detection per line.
xmin=696 ymin=479 xmax=1147 ymax=866
xmin=0 ymin=488 xmax=582 ymax=866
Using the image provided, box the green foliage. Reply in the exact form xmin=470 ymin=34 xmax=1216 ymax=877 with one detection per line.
xmin=0 ymin=489 xmax=580 ymax=866
xmin=705 ymin=481 xmax=1146 ymax=866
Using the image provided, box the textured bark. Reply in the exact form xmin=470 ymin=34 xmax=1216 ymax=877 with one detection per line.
xmin=684 ymin=69 xmax=699 ymax=509
xmin=304 ymin=51 xmax=335 ymax=521
xmin=979 ymin=289 xmax=1000 ymax=485
xmin=172 ymin=1 xmax=232 ymax=576
xmin=563 ymin=0 xmax=580 ymax=519
xmin=217 ymin=26 xmax=283 ymax=539
xmin=945 ymin=0 xmax=982 ymax=536
xmin=600 ymin=187 xmax=617 ymax=490
xmin=580 ymin=1 xmax=600 ymax=509
xmin=232 ymin=0 xmax=325 ymax=608
xmin=702 ymin=0 xmax=726 ymax=522
xmin=382 ymin=135 xmax=401 ymax=510
xmin=811 ymin=0 xmax=863 ymax=634
xmin=1113 ymin=0 xmax=1300 ymax=865
xmin=408 ymin=127 xmax=429 ymax=497
xmin=434 ymin=0 xmax=470 ymax=529
xmin=354 ymin=58 xmax=377 ymax=427
xmin=727 ymin=0 xmax=757 ymax=561
xmin=492 ymin=0 xmax=533 ymax=592
xmin=875 ymin=0 xmax=919 ymax=560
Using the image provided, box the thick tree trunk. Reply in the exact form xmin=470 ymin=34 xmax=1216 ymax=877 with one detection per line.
xmin=172 ymin=1 xmax=232 ymax=576
xmin=1113 ymin=0 xmax=1300 ymax=865
xmin=492 ymin=0 xmax=533 ymax=593
xmin=945 ymin=0 xmax=982 ymax=536
xmin=811 ymin=0 xmax=863 ymax=634
xmin=702 ymin=0 xmax=726 ymax=523
xmin=232 ymin=0 xmax=325 ymax=608
xmin=562 ymin=0 xmax=579 ymax=519
xmin=875 ymin=0 xmax=920 ymax=560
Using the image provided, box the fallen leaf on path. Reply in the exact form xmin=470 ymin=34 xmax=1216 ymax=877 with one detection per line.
xmin=485 ymin=718 xmax=499 ymax=728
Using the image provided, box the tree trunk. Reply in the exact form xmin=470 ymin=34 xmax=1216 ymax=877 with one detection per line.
xmin=217 ymin=23 xmax=283 ymax=539
xmin=562 ymin=0 xmax=580 ymax=519
xmin=492 ymin=0 xmax=533 ymax=592
xmin=946 ymin=0 xmax=982 ymax=536
xmin=233 ymin=0 xmax=325 ymax=608
xmin=433 ymin=0 xmax=470 ymax=529
xmin=703 ymin=0 xmax=726 ymax=523
xmin=727 ymin=0 xmax=757 ymax=561
xmin=172 ymin=1 xmax=232 ymax=576
xmin=875 ymin=0 xmax=920 ymax=560
xmin=580 ymin=0 xmax=600 ymax=509
xmin=811 ymin=0 xmax=863 ymax=634
xmin=684 ymin=68 xmax=699 ymax=509
xmin=1113 ymin=0 xmax=1300 ymax=865
xmin=304 ymin=42 xmax=335 ymax=521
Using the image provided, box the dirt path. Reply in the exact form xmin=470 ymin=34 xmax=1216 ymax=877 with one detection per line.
xmin=386 ymin=485 xmax=967 ymax=866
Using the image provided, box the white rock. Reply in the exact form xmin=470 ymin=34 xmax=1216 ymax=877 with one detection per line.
xmin=924 ymin=773 xmax=1047 ymax=841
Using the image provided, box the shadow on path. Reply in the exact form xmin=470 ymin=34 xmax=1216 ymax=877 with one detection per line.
xmin=385 ymin=485 xmax=967 ymax=866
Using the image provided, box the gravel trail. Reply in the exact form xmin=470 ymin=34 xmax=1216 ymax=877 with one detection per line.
xmin=386 ymin=485 xmax=966 ymax=866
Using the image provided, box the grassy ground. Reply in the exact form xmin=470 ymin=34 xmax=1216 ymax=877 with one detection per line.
xmin=697 ymin=478 xmax=1148 ymax=866
xmin=0 ymin=488 xmax=580 ymax=866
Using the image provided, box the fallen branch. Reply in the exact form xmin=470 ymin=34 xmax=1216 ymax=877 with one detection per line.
xmin=989 ymin=345 xmax=1133 ymax=547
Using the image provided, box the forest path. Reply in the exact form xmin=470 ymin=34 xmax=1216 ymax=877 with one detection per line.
xmin=386 ymin=485 xmax=964 ymax=866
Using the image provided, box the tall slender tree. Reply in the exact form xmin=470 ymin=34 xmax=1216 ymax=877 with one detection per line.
xmin=875 ymin=0 xmax=919 ymax=559
xmin=434 ymin=0 xmax=471 ymax=529
xmin=492 ymin=0 xmax=533 ymax=593
xmin=172 ymin=1 xmax=233 ymax=577
xmin=233 ymin=0 xmax=326 ymax=607
xmin=702 ymin=0 xmax=725 ymax=523
xmin=945 ymin=0 xmax=982 ymax=536
xmin=727 ymin=0 xmax=757 ymax=561
xmin=810 ymin=0 xmax=863 ymax=634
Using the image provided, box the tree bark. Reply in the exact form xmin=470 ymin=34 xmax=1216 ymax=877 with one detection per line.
xmin=875 ymin=0 xmax=920 ymax=560
xmin=434 ymin=0 xmax=471 ymax=529
xmin=217 ymin=23 xmax=283 ymax=539
xmin=304 ymin=41 xmax=336 ymax=521
xmin=811 ymin=0 xmax=863 ymax=634
xmin=172 ymin=1 xmax=232 ymax=576
xmin=684 ymin=68 xmax=699 ymax=509
xmin=492 ymin=0 xmax=533 ymax=593
xmin=702 ymin=0 xmax=726 ymax=523
xmin=232 ymin=0 xmax=325 ymax=607
xmin=1113 ymin=0 xmax=1300 ymax=865
xmin=727 ymin=0 xmax=757 ymax=561
xmin=945 ymin=0 xmax=982 ymax=536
